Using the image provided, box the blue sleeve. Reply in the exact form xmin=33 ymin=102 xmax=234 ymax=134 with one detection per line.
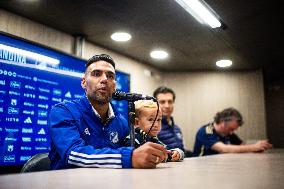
xmin=196 ymin=128 xmax=220 ymax=151
xmin=49 ymin=104 xmax=134 ymax=168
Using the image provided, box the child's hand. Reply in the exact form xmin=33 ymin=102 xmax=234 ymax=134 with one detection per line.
xmin=171 ymin=150 xmax=180 ymax=161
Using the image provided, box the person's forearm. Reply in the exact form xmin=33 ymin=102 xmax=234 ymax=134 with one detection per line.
xmin=212 ymin=143 xmax=258 ymax=153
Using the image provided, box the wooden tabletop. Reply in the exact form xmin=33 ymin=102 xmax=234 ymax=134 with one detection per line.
xmin=1 ymin=149 xmax=284 ymax=189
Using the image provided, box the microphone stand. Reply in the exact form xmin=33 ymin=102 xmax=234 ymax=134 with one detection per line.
xmin=128 ymin=101 xmax=136 ymax=147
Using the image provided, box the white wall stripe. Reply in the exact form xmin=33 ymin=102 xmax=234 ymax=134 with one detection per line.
xmin=68 ymin=160 xmax=122 ymax=168
xmin=69 ymin=155 xmax=121 ymax=164
xmin=70 ymin=151 xmax=122 ymax=158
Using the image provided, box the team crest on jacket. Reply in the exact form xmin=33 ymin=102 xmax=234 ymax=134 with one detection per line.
xmin=109 ymin=131 xmax=119 ymax=144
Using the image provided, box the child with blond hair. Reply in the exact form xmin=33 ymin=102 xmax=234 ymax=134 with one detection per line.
xmin=124 ymin=100 xmax=184 ymax=161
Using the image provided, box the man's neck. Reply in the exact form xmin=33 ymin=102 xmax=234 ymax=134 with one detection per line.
xmin=213 ymin=122 xmax=224 ymax=136
xmin=91 ymin=101 xmax=109 ymax=123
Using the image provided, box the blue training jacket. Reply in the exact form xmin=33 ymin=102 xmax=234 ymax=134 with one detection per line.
xmin=48 ymin=96 xmax=134 ymax=169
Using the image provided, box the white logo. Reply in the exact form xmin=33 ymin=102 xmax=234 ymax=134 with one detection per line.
xmin=84 ymin=128 xmax=90 ymax=135
xmin=65 ymin=91 xmax=72 ymax=98
xmin=109 ymin=131 xmax=119 ymax=144
xmin=21 ymin=146 xmax=32 ymax=151
xmin=22 ymin=128 xmax=33 ymax=133
xmin=10 ymin=81 xmax=21 ymax=89
xmin=4 ymin=155 xmax=16 ymax=162
xmin=11 ymin=99 xmax=17 ymax=106
xmin=24 ymin=117 xmax=32 ymax=124
xmin=52 ymin=97 xmax=62 ymax=102
xmin=25 ymin=85 xmax=36 ymax=90
xmin=5 ymin=128 xmax=19 ymax=132
xmin=5 ymin=137 xmax=17 ymax=141
xmin=0 ymin=107 xmax=3 ymax=113
xmin=38 ymin=87 xmax=50 ymax=93
xmin=0 ymin=69 xmax=16 ymax=77
xmin=37 ymin=119 xmax=47 ymax=125
xmin=24 ymin=102 xmax=35 ymax=107
xmin=38 ymin=104 xmax=49 ymax=109
xmin=74 ymin=94 xmax=84 ymax=99
xmin=35 ymin=138 xmax=47 ymax=142
xmin=35 ymin=146 xmax=48 ymax=150
xmin=7 ymin=145 xmax=14 ymax=152
xmin=53 ymin=89 xmax=62 ymax=96
xmin=6 ymin=117 xmax=19 ymax=122
xmin=0 ymin=80 xmax=5 ymax=86
xmin=9 ymin=91 xmax=20 ymax=96
xmin=20 ymin=156 xmax=31 ymax=161
xmin=38 ymin=110 xmax=48 ymax=117
xmin=8 ymin=107 xmax=19 ymax=114
xmin=38 ymin=128 xmax=46 ymax=135
xmin=24 ymin=93 xmax=36 ymax=99
xmin=22 ymin=137 xmax=31 ymax=142
xmin=23 ymin=110 xmax=34 ymax=115
xmin=39 ymin=95 xmax=49 ymax=100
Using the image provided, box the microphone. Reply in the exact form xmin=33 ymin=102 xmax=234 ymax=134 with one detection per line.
xmin=112 ymin=91 xmax=157 ymax=102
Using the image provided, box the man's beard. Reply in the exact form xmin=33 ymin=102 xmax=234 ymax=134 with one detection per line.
xmin=88 ymin=91 xmax=112 ymax=105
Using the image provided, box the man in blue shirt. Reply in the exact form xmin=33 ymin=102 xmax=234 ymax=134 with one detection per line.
xmin=193 ymin=107 xmax=272 ymax=157
xmin=153 ymin=86 xmax=188 ymax=155
xmin=49 ymin=54 xmax=168 ymax=169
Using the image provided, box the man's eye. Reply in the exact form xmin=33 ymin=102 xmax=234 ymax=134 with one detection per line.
xmin=92 ymin=71 xmax=101 ymax=77
xmin=107 ymin=74 xmax=115 ymax=79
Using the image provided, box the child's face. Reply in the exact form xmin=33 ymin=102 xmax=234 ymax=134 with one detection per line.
xmin=137 ymin=108 xmax=162 ymax=137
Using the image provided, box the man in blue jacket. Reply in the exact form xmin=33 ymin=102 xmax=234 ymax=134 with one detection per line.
xmin=49 ymin=54 xmax=168 ymax=169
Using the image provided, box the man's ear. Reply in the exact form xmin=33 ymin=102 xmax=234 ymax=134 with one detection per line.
xmin=81 ymin=77 xmax=86 ymax=90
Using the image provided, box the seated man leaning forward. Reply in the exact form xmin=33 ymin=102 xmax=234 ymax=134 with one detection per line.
xmin=193 ymin=107 xmax=273 ymax=157
xmin=48 ymin=54 xmax=168 ymax=169
xmin=123 ymin=100 xmax=185 ymax=161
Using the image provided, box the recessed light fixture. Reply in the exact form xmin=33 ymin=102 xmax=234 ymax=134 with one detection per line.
xmin=111 ymin=32 xmax=131 ymax=42
xmin=175 ymin=0 xmax=222 ymax=28
xmin=216 ymin=59 xmax=232 ymax=68
xmin=150 ymin=50 xmax=169 ymax=59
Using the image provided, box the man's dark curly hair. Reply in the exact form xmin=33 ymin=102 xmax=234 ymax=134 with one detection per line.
xmin=214 ymin=107 xmax=244 ymax=126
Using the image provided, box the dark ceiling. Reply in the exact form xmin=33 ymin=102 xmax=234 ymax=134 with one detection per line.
xmin=0 ymin=0 xmax=283 ymax=74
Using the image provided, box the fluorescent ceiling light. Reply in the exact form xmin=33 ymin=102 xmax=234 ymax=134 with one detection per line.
xmin=150 ymin=50 xmax=169 ymax=59
xmin=216 ymin=59 xmax=232 ymax=68
xmin=0 ymin=44 xmax=60 ymax=65
xmin=111 ymin=32 xmax=132 ymax=42
xmin=175 ymin=0 xmax=221 ymax=28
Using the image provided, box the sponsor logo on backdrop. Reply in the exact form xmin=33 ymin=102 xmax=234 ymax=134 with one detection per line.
xmin=6 ymin=117 xmax=19 ymax=122
xmin=37 ymin=119 xmax=47 ymax=125
xmin=24 ymin=85 xmax=36 ymax=90
xmin=10 ymin=81 xmax=21 ymax=89
xmin=5 ymin=128 xmax=19 ymax=133
xmin=0 ymin=90 xmax=6 ymax=94
xmin=24 ymin=117 xmax=32 ymax=124
xmin=35 ymin=137 xmax=47 ymax=142
xmin=10 ymin=99 xmax=17 ymax=106
xmin=0 ymin=80 xmax=5 ymax=86
xmin=4 ymin=155 xmax=16 ymax=162
xmin=37 ymin=128 xmax=46 ymax=135
xmin=20 ymin=156 xmax=31 ymax=161
xmin=22 ymin=137 xmax=31 ymax=142
xmin=23 ymin=102 xmax=35 ymax=107
xmin=0 ymin=69 xmax=17 ymax=77
xmin=35 ymin=146 xmax=48 ymax=150
xmin=53 ymin=89 xmax=62 ymax=96
xmin=23 ymin=110 xmax=35 ymax=115
xmin=9 ymin=91 xmax=20 ymax=96
xmin=38 ymin=87 xmax=50 ymax=93
xmin=0 ymin=48 xmax=27 ymax=63
xmin=5 ymin=137 xmax=17 ymax=142
xmin=65 ymin=91 xmax=72 ymax=98
xmin=0 ymin=107 xmax=3 ymax=113
xmin=38 ymin=95 xmax=49 ymax=100
xmin=24 ymin=93 xmax=36 ymax=99
xmin=38 ymin=104 xmax=49 ymax=109
xmin=22 ymin=128 xmax=33 ymax=133
xmin=8 ymin=107 xmax=19 ymax=114
xmin=52 ymin=97 xmax=61 ymax=103
xmin=7 ymin=145 xmax=14 ymax=152
xmin=21 ymin=146 xmax=32 ymax=151
xmin=38 ymin=110 xmax=48 ymax=117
